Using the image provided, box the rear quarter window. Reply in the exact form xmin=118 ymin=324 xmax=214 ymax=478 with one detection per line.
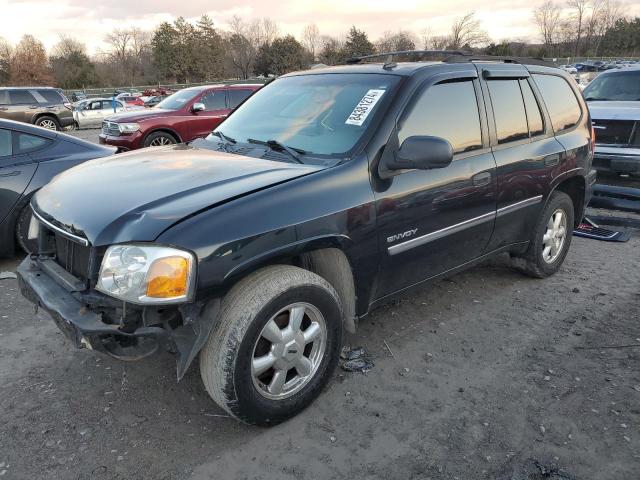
xmin=36 ymin=89 xmax=64 ymax=104
xmin=17 ymin=133 xmax=51 ymax=153
xmin=532 ymin=74 xmax=582 ymax=133
xmin=0 ymin=129 xmax=12 ymax=157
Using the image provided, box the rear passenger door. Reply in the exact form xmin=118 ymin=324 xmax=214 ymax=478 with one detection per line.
xmin=480 ymin=66 xmax=566 ymax=250
xmin=374 ymin=73 xmax=497 ymax=299
xmin=227 ymin=89 xmax=254 ymax=110
xmin=5 ymin=90 xmax=38 ymax=124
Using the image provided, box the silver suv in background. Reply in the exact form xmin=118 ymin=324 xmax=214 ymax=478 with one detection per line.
xmin=583 ymin=67 xmax=640 ymax=176
xmin=0 ymin=87 xmax=74 ymax=131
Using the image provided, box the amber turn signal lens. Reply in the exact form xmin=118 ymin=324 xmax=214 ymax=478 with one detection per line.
xmin=145 ymin=256 xmax=189 ymax=298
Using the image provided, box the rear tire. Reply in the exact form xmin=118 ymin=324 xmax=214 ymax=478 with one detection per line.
xmin=15 ymin=204 xmax=38 ymax=254
xmin=34 ymin=116 xmax=60 ymax=131
xmin=199 ymin=265 xmax=343 ymax=426
xmin=143 ymin=131 xmax=177 ymax=148
xmin=513 ymin=191 xmax=574 ymax=278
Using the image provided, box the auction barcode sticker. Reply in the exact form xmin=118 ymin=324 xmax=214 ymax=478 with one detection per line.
xmin=345 ymin=89 xmax=386 ymax=126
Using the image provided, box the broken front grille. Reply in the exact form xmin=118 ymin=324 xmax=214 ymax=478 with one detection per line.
xmin=593 ymin=119 xmax=637 ymax=146
xmin=53 ymin=233 xmax=91 ymax=283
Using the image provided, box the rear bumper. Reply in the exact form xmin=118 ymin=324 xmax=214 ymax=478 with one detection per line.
xmin=58 ymin=114 xmax=75 ymax=128
xmin=593 ymin=148 xmax=640 ymax=174
xmin=17 ymin=256 xmax=167 ymax=355
xmin=99 ymin=131 xmax=143 ymax=151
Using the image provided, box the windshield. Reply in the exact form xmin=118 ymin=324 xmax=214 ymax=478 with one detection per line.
xmin=583 ymin=70 xmax=640 ymax=101
xmin=209 ymin=73 xmax=400 ymax=156
xmin=156 ymin=89 xmax=198 ymax=110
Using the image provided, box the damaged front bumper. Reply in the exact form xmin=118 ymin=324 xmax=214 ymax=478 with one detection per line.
xmin=17 ymin=256 xmax=218 ymax=379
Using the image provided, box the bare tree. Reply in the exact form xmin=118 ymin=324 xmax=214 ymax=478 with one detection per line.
xmin=567 ymin=0 xmax=590 ymax=57
xmin=105 ymin=29 xmax=132 ymax=63
xmin=448 ymin=12 xmax=490 ymax=50
xmin=0 ymin=36 xmax=12 ymax=85
xmin=593 ymin=0 xmax=623 ymax=54
xmin=302 ymin=24 xmax=321 ymax=60
xmin=376 ymin=30 xmax=417 ymax=53
xmin=533 ymin=1 xmax=562 ymax=52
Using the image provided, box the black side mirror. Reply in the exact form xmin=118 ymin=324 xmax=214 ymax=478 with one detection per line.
xmin=388 ymin=135 xmax=454 ymax=171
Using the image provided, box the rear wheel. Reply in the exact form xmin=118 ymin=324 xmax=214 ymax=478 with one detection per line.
xmin=143 ymin=131 xmax=177 ymax=148
xmin=513 ymin=191 xmax=574 ymax=278
xmin=199 ymin=266 xmax=343 ymax=426
xmin=35 ymin=116 xmax=60 ymax=131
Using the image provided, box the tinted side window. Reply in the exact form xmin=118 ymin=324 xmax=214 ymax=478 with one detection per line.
xmin=0 ymin=91 xmax=9 ymax=104
xmin=200 ymin=92 xmax=227 ymax=111
xmin=37 ymin=89 xmax=64 ymax=104
xmin=17 ymin=133 xmax=50 ymax=153
xmin=398 ymin=81 xmax=482 ymax=154
xmin=487 ymin=80 xmax=529 ymax=144
xmin=532 ymin=74 xmax=581 ymax=132
xmin=228 ymin=89 xmax=253 ymax=108
xmin=9 ymin=90 xmax=37 ymax=105
xmin=520 ymin=80 xmax=545 ymax=137
xmin=0 ymin=129 xmax=12 ymax=157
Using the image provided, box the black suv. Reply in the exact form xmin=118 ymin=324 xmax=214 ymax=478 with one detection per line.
xmin=17 ymin=52 xmax=595 ymax=426
xmin=0 ymin=87 xmax=74 ymax=131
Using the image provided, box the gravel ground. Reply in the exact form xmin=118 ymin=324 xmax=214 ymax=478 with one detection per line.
xmin=1 ymin=219 xmax=639 ymax=479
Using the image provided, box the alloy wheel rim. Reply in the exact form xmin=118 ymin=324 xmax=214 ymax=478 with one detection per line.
xmin=40 ymin=119 xmax=56 ymax=130
xmin=542 ymin=208 xmax=567 ymax=264
xmin=251 ymin=302 xmax=327 ymax=400
xmin=150 ymin=136 xmax=173 ymax=146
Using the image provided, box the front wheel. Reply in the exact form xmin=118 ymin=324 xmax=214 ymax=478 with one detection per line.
xmin=199 ymin=266 xmax=343 ymax=426
xmin=513 ymin=191 xmax=574 ymax=278
xmin=143 ymin=131 xmax=177 ymax=147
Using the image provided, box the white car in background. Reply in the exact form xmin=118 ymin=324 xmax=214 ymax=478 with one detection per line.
xmin=73 ymin=98 xmax=143 ymax=129
xmin=559 ymin=64 xmax=578 ymax=75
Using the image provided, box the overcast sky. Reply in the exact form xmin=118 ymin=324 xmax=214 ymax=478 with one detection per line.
xmin=4 ymin=0 xmax=640 ymax=54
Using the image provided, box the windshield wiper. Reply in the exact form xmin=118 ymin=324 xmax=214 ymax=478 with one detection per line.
xmin=247 ymin=138 xmax=305 ymax=164
xmin=210 ymin=130 xmax=237 ymax=151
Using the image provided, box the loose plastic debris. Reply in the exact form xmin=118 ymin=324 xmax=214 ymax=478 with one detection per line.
xmin=340 ymin=346 xmax=365 ymax=361
xmin=340 ymin=358 xmax=375 ymax=373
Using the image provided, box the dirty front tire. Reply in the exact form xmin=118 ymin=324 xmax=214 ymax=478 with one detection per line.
xmin=143 ymin=131 xmax=177 ymax=148
xmin=34 ymin=116 xmax=60 ymax=131
xmin=513 ymin=191 xmax=574 ymax=278
xmin=15 ymin=204 xmax=37 ymax=254
xmin=199 ymin=265 xmax=343 ymax=426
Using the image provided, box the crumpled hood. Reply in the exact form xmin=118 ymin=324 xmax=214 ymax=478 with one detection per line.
xmin=33 ymin=144 xmax=323 ymax=246
xmin=588 ymin=101 xmax=640 ymax=121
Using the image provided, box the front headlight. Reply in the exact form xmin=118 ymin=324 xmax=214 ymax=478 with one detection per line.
xmin=96 ymin=245 xmax=195 ymax=304
xmin=118 ymin=123 xmax=140 ymax=133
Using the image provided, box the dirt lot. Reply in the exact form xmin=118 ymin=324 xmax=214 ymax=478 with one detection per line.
xmin=1 ymin=213 xmax=639 ymax=479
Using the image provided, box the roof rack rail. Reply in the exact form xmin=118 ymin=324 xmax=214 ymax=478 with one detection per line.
xmin=345 ymin=50 xmax=470 ymax=65
xmin=443 ymin=55 xmax=553 ymax=68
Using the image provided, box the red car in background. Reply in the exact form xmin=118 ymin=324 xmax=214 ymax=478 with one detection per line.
xmin=100 ymin=84 xmax=261 ymax=150
xmin=115 ymin=94 xmax=145 ymax=107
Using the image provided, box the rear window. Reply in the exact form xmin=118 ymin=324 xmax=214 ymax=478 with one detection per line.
xmin=533 ymin=74 xmax=581 ymax=133
xmin=36 ymin=89 xmax=64 ymax=104
xmin=9 ymin=90 xmax=37 ymax=105
xmin=487 ymin=80 xmax=529 ymax=144
xmin=228 ymin=89 xmax=253 ymax=108
xmin=17 ymin=133 xmax=50 ymax=153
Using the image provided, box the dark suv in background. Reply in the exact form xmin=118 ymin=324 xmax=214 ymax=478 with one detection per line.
xmin=19 ymin=52 xmax=595 ymax=426
xmin=0 ymin=87 xmax=73 ymax=131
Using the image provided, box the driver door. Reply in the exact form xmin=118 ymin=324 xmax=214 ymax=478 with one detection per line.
xmin=373 ymin=74 xmax=497 ymax=299
xmin=189 ymin=90 xmax=230 ymax=140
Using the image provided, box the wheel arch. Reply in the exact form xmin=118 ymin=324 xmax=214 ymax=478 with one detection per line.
xmin=32 ymin=112 xmax=60 ymax=126
xmin=144 ymin=127 xmax=182 ymax=144
xmin=219 ymin=235 xmax=359 ymax=333
xmin=550 ymin=174 xmax=587 ymax=227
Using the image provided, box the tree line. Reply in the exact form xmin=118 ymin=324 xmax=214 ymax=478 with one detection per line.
xmin=0 ymin=6 xmax=638 ymax=90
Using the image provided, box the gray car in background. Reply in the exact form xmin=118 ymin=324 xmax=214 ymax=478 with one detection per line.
xmin=0 ymin=87 xmax=74 ymax=131
xmin=584 ymin=67 xmax=640 ymax=176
